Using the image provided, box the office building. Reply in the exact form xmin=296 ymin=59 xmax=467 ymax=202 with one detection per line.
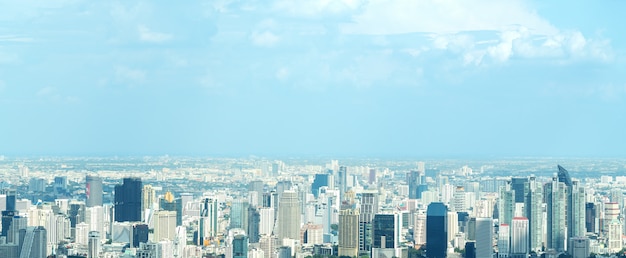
xmin=569 ymin=237 xmax=590 ymax=258
xmin=277 ymin=190 xmax=301 ymax=241
xmin=248 ymin=206 xmax=261 ymax=243
xmin=545 ymin=175 xmax=567 ymax=252
xmin=198 ymin=197 xmax=219 ymax=246
xmin=154 ymin=210 xmax=177 ymax=241
xmin=498 ymin=224 xmax=509 ymax=258
xmin=88 ymin=231 xmax=101 ymax=258
xmin=359 ymin=191 xmax=379 ymax=252
xmin=85 ymin=175 xmax=103 ymax=207
xmin=338 ymin=208 xmax=360 ymax=257
xmin=231 ymin=199 xmax=249 ymax=230
xmin=475 ymin=218 xmax=493 ymax=258
xmin=114 ymin=177 xmax=142 ymax=222
xmin=160 ymin=191 xmax=183 ymax=226
xmin=426 ymin=202 xmax=448 ymax=258
xmin=372 ymin=214 xmax=399 ymax=249
xmin=510 ymin=217 xmax=528 ymax=258
xmin=233 ymin=233 xmax=248 ymax=258
xmin=18 ymin=226 xmax=47 ymax=258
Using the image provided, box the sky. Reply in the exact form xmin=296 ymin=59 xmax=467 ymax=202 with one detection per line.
xmin=0 ymin=0 xmax=625 ymax=158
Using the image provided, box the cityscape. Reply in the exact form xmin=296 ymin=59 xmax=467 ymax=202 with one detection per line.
xmin=0 ymin=157 xmax=626 ymax=258
xmin=1 ymin=1 xmax=626 ymax=258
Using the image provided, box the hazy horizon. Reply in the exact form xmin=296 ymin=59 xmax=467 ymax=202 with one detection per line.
xmin=1 ymin=1 xmax=625 ymax=157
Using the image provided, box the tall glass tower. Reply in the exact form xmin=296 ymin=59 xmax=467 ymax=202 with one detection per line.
xmin=114 ymin=178 xmax=142 ymax=222
xmin=427 ymin=202 xmax=448 ymax=258
xmin=545 ymin=175 xmax=567 ymax=251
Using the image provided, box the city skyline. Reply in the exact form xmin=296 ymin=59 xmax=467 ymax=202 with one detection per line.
xmin=1 ymin=1 xmax=625 ymax=158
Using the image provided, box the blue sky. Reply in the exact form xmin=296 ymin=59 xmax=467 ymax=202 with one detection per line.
xmin=0 ymin=0 xmax=625 ymax=157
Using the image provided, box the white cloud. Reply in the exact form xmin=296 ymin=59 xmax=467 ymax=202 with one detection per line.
xmin=37 ymin=86 xmax=57 ymax=97
xmin=115 ymin=66 xmax=146 ymax=84
xmin=138 ymin=25 xmax=173 ymax=43
xmin=341 ymin=0 xmax=557 ymax=35
xmin=250 ymin=31 xmax=279 ymax=47
xmin=0 ymin=35 xmax=33 ymax=43
xmin=274 ymin=0 xmax=366 ymax=18
xmin=276 ymin=67 xmax=289 ymax=81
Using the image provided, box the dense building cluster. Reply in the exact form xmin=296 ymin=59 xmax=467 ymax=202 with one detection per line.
xmin=0 ymin=157 xmax=625 ymax=258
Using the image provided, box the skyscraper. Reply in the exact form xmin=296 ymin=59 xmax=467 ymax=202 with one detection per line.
xmin=231 ymin=199 xmax=249 ymax=230
xmin=312 ymin=174 xmax=330 ymax=198
xmin=114 ymin=177 xmax=142 ymax=222
xmin=248 ymin=206 xmax=260 ymax=243
xmin=338 ymin=207 xmax=360 ymax=256
xmin=511 ymin=217 xmax=529 ymax=258
xmin=154 ymin=210 xmax=176 ymax=241
xmin=372 ymin=214 xmax=399 ymax=249
xmin=359 ymin=191 xmax=379 ymax=252
xmin=85 ymin=175 xmax=103 ymax=208
xmin=558 ymin=165 xmax=586 ymax=243
xmin=527 ymin=176 xmax=544 ymax=252
xmin=498 ymin=224 xmax=510 ymax=257
xmin=88 ymin=231 xmax=101 ymax=258
xmin=277 ymin=190 xmax=301 ymax=241
xmin=475 ymin=218 xmax=493 ymax=258
xmin=18 ymin=226 xmax=47 ymax=258
xmin=545 ymin=175 xmax=567 ymax=252
xmin=160 ymin=191 xmax=183 ymax=226
xmin=233 ymin=233 xmax=249 ymax=258
xmin=426 ymin=202 xmax=448 ymax=258
xmin=198 ymin=197 xmax=219 ymax=246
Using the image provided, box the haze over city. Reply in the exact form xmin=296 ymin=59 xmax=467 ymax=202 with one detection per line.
xmin=1 ymin=1 xmax=625 ymax=157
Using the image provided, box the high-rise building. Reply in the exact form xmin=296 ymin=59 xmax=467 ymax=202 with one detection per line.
xmin=198 ymin=197 xmax=219 ymax=246
xmin=608 ymin=219 xmax=622 ymax=253
xmin=259 ymin=207 xmax=275 ymax=236
xmin=154 ymin=210 xmax=176 ymax=241
xmin=1 ymin=189 xmax=16 ymax=238
xmin=585 ymin=203 xmax=597 ymax=234
xmin=85 ymin=175 xmax=103 ymax=208
xmin=426 ymin=202 xmax=448 ymax=258
xmin=231 ymin=199 xmax=249 ymax=230
xmin=132 ymin=223 xmax=149 ymax=248
xmin=114 ymin=178 xmax=142 ymax=222
xmin=88 ymin=231 xmax=101 ymax=258
xmin=312 ymin=174 xmax=330 ymax=198
xmin=475 ymin=218 xmax=493 ymax=258
xmin=498 ymin=185 xmax=514 ymax=226
xmin=498 ymin=224 xmax=510 ymax=258
xmin=248 ymin=206 xmax=261 ymax=243
xmin=368 ymin=168 xmax=377 ymax=185
xmin=277 ymin=190 xmax=301 ymax=241
xmin=545 ymin=175 xmax=567 ymax=252
xmin=570 ymin=180 xmax=586 ymax=238
xmin=86 ymin=205 xmax=104 ymax=237
xmin=233 ymin=233 xmax=249 ymax=258
xmin=510 ymin=178 xmax=528 ymax=204
xmin=337 ymin=166 xmax=348 ymax=200
xmin=142 ymin=184 xmax=156 ymax=218
xmin=527 ymin=176 xmax=544 ymax=252
xmin=338 ymin=208 xmax=360 ymax=257
xmin=413 ymin=211 xmax=426 ymax=245
xmin=359 ymin=191 xmax=379 ymax=252
xmin=18 ymin=226 xmax=47 ymax=258
xmin=558 ymin=165 xmax=586 ymax=243
xmin=407 ymin=170 xmax=424 ymax=199
xmin=160 ymin=191 xmax=183 ymax=226
xmin=510 ymin=217 xmax=529 ymax=258
xmin=372 ymin=214 xmax=399 ymax=249
xmin=568 ymin=237 xmax=590 ymax=258
xmin=8 ymin=216 xmax=27 ymax=244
